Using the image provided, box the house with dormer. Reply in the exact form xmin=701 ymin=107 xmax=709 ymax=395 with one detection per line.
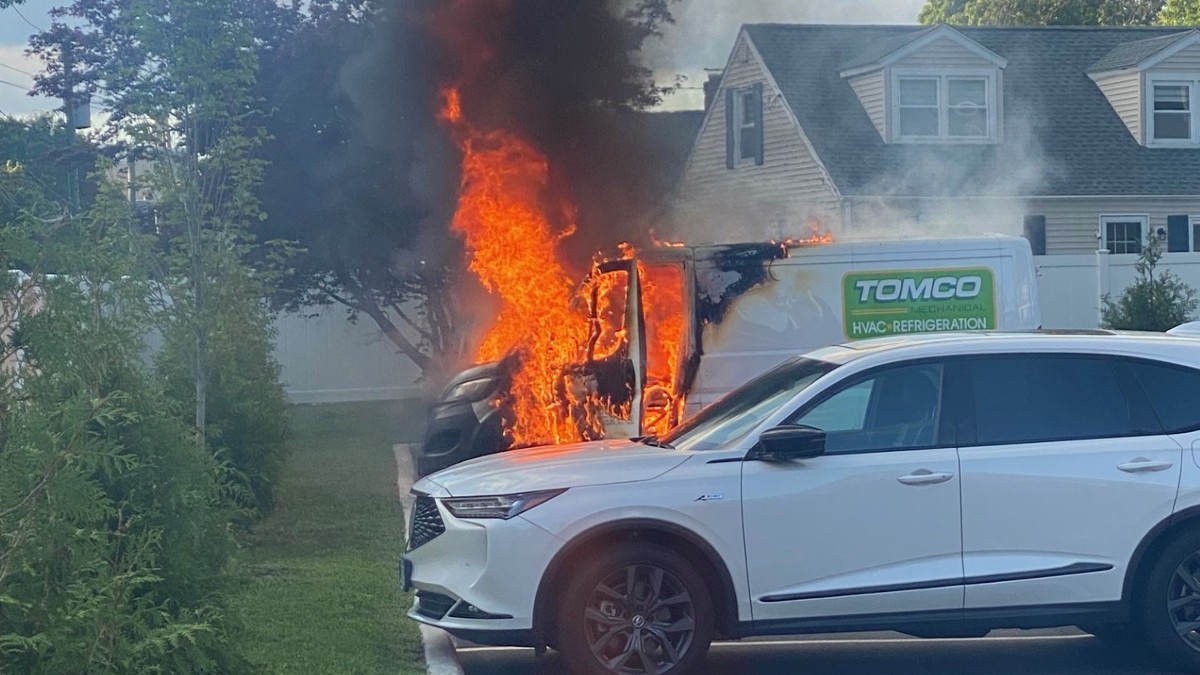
xmin=674 ymin=24 xmax=1200 ymax=260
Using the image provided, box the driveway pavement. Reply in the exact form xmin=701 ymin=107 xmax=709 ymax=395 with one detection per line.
xmin=459 ymin=631 xmax=1178 ymax=675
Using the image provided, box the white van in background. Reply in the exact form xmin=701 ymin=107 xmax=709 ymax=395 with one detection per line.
xmin=415 ymin=235 xmax=1041 ymax=475
xmin=681 ymin=236 xmax=1040 ymax=414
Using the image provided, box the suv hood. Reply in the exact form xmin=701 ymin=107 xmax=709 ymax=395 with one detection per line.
xmin=417 ymin=439 xmax=690 ymax=497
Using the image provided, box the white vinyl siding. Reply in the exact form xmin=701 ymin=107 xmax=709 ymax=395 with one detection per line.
xmin=1152 ymin=41 xmax=1200 ymax=73
xmin=848 ymin=69 xmax=887 ymax=140
xmin=1092 ymin=71 xmax=1142 ymax=143
xmin=674 ymin=33 xmax=841 ymax=238
xmin=891 ymin=35 xmax=997 ymax=69
xmin=1023 ymin=198 xmax=1200 ymax=255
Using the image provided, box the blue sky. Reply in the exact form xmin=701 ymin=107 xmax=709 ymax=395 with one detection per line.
xmin=0 ymin=0 xmax=58 ymax=117
xmin=0 ymin=0 xmax=927 ymax=117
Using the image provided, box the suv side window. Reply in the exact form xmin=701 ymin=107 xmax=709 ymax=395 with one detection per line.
xmin=1125 ymin=360 xmax=1200 ymax=434
xmin=789 ymin=362 xmax=944 ymax=454
xmin=964 ymin=355 xmax=1139 ymax=446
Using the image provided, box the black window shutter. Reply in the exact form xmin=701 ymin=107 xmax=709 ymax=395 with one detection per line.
xmin=1022 ymin=215 xmax=1046 ymax=256
xmin=1168 ymin=215 xmax=1189 ymax=252
xmin=725 ymin=88 xmax=736 ymax=170
xmin=753 ymin=82 xmax=765 ymax=166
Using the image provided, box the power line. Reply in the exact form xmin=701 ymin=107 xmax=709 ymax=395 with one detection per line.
xmin=12 ymin=6 xmax=45 ymax=32
xmin=0 ymin=62 xmax=34 ymax=77
xmin=0 ymin=78 xmax=32 ymax=92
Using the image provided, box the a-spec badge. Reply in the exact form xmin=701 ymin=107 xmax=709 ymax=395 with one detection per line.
xmin=695 ymin=493 xmax=725 ymax=502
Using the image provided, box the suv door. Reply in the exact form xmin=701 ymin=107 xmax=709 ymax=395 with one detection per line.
xmin=741 ymin=360 xmax=965 ymax=622
xmin=954 ymin=354 xmax=1182 ymax=610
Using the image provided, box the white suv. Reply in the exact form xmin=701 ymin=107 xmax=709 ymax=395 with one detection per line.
xmin=404 ymin=331 xmax=1200 ymax=674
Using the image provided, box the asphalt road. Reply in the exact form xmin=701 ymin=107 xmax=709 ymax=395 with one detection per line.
xmin=457 ymin=631 xmax=1182 ymax=675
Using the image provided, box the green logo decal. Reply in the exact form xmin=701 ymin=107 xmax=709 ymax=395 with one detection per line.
xmin=842 ymin=268 xmax=997 ymax=340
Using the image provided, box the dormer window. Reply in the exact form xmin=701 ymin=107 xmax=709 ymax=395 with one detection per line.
xmin=1149 ymin=76 xmax=1199 ymax=144
xmin=892 ymin=70 xmax=997 ymax=142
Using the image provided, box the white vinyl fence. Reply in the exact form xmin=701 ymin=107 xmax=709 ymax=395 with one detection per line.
xmin=1037 ymin=252 xmax=1200 ymax=329
xmin=273 ymin=305 xmax=422 ymax=404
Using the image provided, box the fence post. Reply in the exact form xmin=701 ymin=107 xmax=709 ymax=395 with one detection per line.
xmin=1096 ymin=249 xmax=1110 ymax=327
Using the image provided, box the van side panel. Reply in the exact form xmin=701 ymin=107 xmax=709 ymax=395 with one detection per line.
xmin=685 ymin=237 xmax=1040 ymax=415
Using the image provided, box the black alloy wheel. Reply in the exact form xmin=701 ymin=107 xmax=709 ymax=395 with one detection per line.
xmin=1141 ymin=529 xmax=1200 ymax=672
xmin=1169 ymin=552 xmax=1200 ymax=651
xmin=559 ymin=543 xmax=714 ymax=675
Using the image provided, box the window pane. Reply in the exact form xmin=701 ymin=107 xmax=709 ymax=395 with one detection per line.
xmin=740 ymin=91 xmax=758 ymax=127
xmin=949 ymin=107 xmax=988 ymax=137
xmin=740 ymin=125 xmax=759 ymax=160
xmin=1194 ymin=221 xmax=1200 ymax=252
xmin=793 ymin=363 xmax=943 ymax=453
xmin=1128 ymin=361 xmax=1200 ymax=433
xmin=1106 ymin=220 xmax=1143 ymax=255
xmin=1155 ymin=84 xmax=1191 ymax=111
xmin=899 ymin=107 xmax=938 ymax=137
xmin=948 ymin=78 xmax=986 ymax=106
xmin=1155 ymin=112 xmax=1192 ymax=140
xmin=968 ymin=356 xmax=1134 ymax=446
xmin=796 ymin=380 xmax=873 ymax=432
xmin=899 ymin=78 xmax=938 ymax=106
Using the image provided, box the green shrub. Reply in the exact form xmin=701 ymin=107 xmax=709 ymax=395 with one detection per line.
xmin=0 ymin=201 xmax=247 ymax=674
xmin=1102 ymin=234 xmax=1198 ymax=332
xmin=156 ymin=270 xmax=290 ymax=519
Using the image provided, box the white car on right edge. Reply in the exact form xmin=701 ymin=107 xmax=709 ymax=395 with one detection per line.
xmin=405 ymin=329 xmax=1200 ymax=675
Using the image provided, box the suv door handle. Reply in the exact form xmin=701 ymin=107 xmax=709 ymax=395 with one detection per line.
xmin=897 ymin=469 xmax=954 ymax=486
xmin=1117 ymin=458 xmax=1175 ymax=473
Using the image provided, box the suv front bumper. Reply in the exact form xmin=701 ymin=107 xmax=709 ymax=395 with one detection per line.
xmin=402 ymin=496 xmax=562 ymax=644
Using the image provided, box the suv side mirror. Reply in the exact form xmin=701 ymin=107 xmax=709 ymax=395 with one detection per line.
xmin=752 ymin=425 xmax=826 ymax=461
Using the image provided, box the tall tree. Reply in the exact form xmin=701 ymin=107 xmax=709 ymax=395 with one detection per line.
xmin=1160 ymin=0 xmax=1200 ymax=23
xmin=30 ymin=0 xmax=286 ymax=471
xmin=253 ymin=0 xmax=680 ymax=385
xmin=919 ymin=0 xmax=1164 ymax=24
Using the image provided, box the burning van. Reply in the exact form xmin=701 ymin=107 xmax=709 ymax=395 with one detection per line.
xmin=415 ymin=235 xmax=1040 ymax=476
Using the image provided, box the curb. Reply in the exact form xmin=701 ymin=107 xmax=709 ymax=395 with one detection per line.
xmin=395 ymin=443 xmax=466 ymax=675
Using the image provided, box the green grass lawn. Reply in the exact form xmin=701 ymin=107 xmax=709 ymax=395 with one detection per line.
xmin=227 ymin=400 xmax=427 ymax=674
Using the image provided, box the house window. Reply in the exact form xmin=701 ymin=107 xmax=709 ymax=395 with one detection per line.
xmin=893 ymin=71 xmax=995 ymax=142
xmin=738 ymin=89 xmax=761 ymax=161
xmin=1195 ymin=217 xmax=1200 ymax=252
xmin=725 ymin=84 xmax=764 ymax=168
xmin=897 ymin=77 xmax=939 ymax=137
xmin=1148 ymin=76 xmax=1200 ymax=145
xmin=1101 ymin=215 xmax=1147 ymax=255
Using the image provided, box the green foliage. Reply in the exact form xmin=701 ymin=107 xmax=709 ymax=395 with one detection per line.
xmin=0 ymin=187 xmax=245 ymax=673
xmin=156 ymin=272 xmax=289 ymax=517
xmin=919 ymin=0 xmax=1164 ymax=25
xmin=1102 ymin=235 xmax=1199 ymax=331
xmin=1160 ymin=0 xmax=1200 ymax=23
xmin=31 ymin=0 xmax=291 ymax=513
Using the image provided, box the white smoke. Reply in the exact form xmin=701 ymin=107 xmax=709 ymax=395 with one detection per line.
xmin=646 ymin=0 xmax=928 ymax=110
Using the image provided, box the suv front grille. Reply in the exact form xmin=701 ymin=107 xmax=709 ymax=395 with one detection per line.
xmin=408 ymin=495 xmax=445 ymax=551
xmin=415 ymin=591 xmax=457 ymax=620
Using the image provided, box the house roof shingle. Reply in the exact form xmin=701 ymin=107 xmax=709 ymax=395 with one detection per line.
xmin=1088 ymin=31 xmax=1195 ymax=73
xmin=742 ymin=24 xmax=1200 ymax=198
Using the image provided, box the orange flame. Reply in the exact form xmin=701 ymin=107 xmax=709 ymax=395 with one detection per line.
xmin=639 ymin=260 xmax=686 ymax=436
xmin=441 ymin=86 xmax=593 ymax=445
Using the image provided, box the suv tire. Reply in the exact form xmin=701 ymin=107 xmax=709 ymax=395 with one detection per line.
xmin=1142 ymin=529 xmax=1200 ymax=672
xmin=557 ymin=542 xmax=715 ymax=675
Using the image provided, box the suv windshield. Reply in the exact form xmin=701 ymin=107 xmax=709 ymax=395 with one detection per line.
xmin=660 ymin=357 xmax=838 ymax=452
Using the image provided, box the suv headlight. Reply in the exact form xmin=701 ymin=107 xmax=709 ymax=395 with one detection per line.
xmin=443 ymin=377 xmax=497 ymax=403
xmin=442 ymin=489 xmax=567 ymax=520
